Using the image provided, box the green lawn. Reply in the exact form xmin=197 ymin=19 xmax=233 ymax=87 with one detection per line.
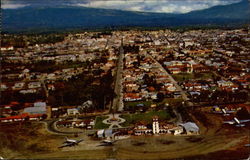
xmin=120 ymin=110 xmax=171 ymax=127
xmin=124 ymin=100 xmax=152 ymax=108
xmin=161 ymin=98 xmax=183 ymax=106
xmin=94 ymin=116 xmax=110 ymax=129
xmin=172 ymin=73 xmax=216 ymax=82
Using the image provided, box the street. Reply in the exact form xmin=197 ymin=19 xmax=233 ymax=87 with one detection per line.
xmin=111 ymin=39 xmax=124 ymax=112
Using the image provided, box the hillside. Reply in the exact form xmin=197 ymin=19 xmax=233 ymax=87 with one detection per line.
xmin=2 ymin=0 xmax=250 ymax=33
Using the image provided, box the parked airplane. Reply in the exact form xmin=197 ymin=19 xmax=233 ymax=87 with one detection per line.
xmin=223 ymin=117 xmax=250 ymax=127
xmin=58 ymin=137 xmax=84 ymax=148
xmin=213 ymin=108 xmax=235 ymax=116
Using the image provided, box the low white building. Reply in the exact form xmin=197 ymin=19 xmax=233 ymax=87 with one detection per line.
xmin=67 ymin=108 xmax=80 ymax=115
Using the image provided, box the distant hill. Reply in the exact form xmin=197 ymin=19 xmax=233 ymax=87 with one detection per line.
xmin=2 ymin=0 xmax=250 ymax=33
xmin=184 ymin=0 xmax=250 ymax=19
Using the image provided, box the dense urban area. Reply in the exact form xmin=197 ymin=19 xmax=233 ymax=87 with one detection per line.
xmin=0 ymin=28 xmax=250 ymax=159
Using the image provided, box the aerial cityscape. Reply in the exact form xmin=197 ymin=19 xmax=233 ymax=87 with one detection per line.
xmin=1 ymin=0 xmax=250 ymax=159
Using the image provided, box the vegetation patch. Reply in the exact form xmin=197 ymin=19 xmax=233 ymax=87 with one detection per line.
xmin=0 ymin=122 xmax=61 ymax=157
xmin=124 ymin=100 xmax=152 ymax=108
xmin=120 ymin=110 xmax=171 ymax=127
xmin=94 ymin=116 xmax=110 ymax=129
xmin=172 ymin=73 xmax=216 ymax=82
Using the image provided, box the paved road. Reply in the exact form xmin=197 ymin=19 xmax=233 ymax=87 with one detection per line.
xmin=147 ymin=54 xmax=189 ymax=102
xmin=147 ymin=54 xmax=193 ymax=123
xmin=112 ymin=39 xmax=124 ymax=112
xmin=39 ymin=120 xmax=83 ymax=135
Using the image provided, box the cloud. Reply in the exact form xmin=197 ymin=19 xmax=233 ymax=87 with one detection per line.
xmin=72 ymin=0 xmax=241 ymax=13
xmin=1 ymin=0 xmax=29 ymax=9
xmin=0 ymin=0 xmax=242 ymax=12
xmin=1 ymin=4 xmax=28 ymax=9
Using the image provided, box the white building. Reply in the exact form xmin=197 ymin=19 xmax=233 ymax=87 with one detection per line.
xmin=152 ymin=116 xmax=160 ymax=134
xmin=67 ymin=108 xmax=80 ymax=115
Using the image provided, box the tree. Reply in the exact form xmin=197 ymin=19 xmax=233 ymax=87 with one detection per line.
xmin=157 ymin=93 xmax=165 ymax=102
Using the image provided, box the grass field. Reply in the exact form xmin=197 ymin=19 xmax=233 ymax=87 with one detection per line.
xmin=120 ymin=110 xmax=171 ymax=127
xmin=124 ymin=100 xmax=152 ymax=108
xmin=124 ymin=98 xmax=183 ymax=110
xmin=94 ymin=116 xmax=110 ymax=129
xmin=172 ymin=72 xmax=216 ymax=82
xmin=0 ymin=122 xmax=64 ymax=158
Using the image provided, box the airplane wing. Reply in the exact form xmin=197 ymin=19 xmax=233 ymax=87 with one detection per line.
xmin=76 ymin=139 xmax=84 ymax=144
xmin=223 ymin=121 xmax=235 ymax=124
xmin=98 ymin=142 xmax=114 ymax=146
xmin=239 ymin=119 xmax=250 ymax=123
xmin=226 ymin=110 xmax=235 ymax=113
xmin=58 ymin=142 xmax=74 ymax=148
xmin=213 ymin=111 xmax=223 ymax=114
xmin=213 ymin=110 xmax=234 ymax=114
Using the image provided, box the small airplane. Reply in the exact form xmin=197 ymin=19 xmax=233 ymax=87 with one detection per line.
xmin=212 ymin=108 xmax=235 ymax=116
xmin=58 ymin=137 xmax=84 ymax=148
xmin=223 ymin=117 xmax=250 ymax=127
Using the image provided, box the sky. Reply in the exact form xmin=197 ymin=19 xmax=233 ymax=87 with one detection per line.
xmin=1 ymin=0 xmax=242 ymax=13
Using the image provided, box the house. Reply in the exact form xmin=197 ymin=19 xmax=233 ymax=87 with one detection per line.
xmin=47 ymin=84 xmax=55 ymax=91
xmin=34 ymin=102 xmax=46 ymax=107
xmin=224 ymin=104 xmax=242 ymax=111
xmin=28 ymin=82 xmax=41 ymax=89
xmin=19 ymin=89 xmax=37 ymax=94
xmin=12 ymin=82 xmax=25 ymax=90
xmin=169 ymin=126 xmax=184 ymax=135
xmin=56 ymin=121 xmax=73 ymax=128
xmin=123 ymin=93 xmax=142 ymax=102
xmin=0 ymin=83 xmax=8 ymax=91
xmin=23 ymin=106 xmax=47 ymax=115
xmin=159 ymin=123 xmax=176 ymax=134
xmin=28 ymin=114 xmax=45 ymax=121
xmin=134 ymin=121 xmax=152 ymax=135
xmin=217 ymin=80 xmax=234 ymax=87
xmin=0 ymin=113 xmax=44 ymax=123
xmin=0 ymin=114 xmax=28 ymax=123
xmin=1 ymin=46 xmax=14 ymax=51
xmin=57 ymin=119 xmax=95 ymax=129
xmin=67 ymin=108 xmax=80 ymax=115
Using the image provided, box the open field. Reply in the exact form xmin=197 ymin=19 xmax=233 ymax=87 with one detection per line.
xmin=1 ymin=107 xmax=249 ymax=159
xmin=172 ymin=73 xmax=216 ymax=82
xmin=13 ymin=133 xmax=249 ymax=159
xmin=120 ymin=110 xmax=172 ymax=127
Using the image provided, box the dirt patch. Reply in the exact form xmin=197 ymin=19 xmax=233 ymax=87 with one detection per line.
xmin=185 ymin=136 xmax=205 ymax=143
xmin=192 ymin=110 xmax=212 ymax=127
xmin=157 ymin=139 xmax=175 ymax=145
xmin=132 ymin=141 xmax=147 ymax=146
xmin=0 ymin=122 xmax=62 ymax=158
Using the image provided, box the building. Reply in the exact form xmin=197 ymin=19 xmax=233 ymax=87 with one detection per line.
xmin=152 ymin=116 xmax=160 ymax=134
xmin=179 ymin=122 xmax=199 ymax=135
xmin=67 ymin=108 xmax=80 ymax=115
xmin=23 ymin=106 xmax=47 ymax=115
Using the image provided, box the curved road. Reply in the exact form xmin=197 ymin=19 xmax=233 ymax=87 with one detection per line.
xmin=39 ymin=120 xmax=83 ymax=135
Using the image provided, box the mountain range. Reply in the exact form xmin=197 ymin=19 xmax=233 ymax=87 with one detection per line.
xmin=2 ymin=0 xmax=250 ymax=33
